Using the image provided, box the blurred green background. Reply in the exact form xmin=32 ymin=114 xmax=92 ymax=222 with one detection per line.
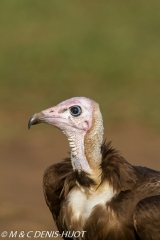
xmin=1 ymin=0 xmax=160 ymax=140
xmin=0 ymin=1 xmax=160 ymax=239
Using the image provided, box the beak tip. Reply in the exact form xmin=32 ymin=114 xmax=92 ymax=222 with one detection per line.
xmin=28 ymin=116 xmax=34 ymax=130
xmin=28 ymin=112 xmax=44 ymax=130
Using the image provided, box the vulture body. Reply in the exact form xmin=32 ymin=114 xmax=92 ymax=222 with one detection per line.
xmin=28 ymin=97 xmax=160 ymax=240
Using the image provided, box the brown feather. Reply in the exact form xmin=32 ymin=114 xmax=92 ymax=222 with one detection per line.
xmin=101 ymin=141 xmax=137 ymax=192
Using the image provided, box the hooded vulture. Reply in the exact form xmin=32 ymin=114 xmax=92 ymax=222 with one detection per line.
xmin=28 ymin=97 xmax=160 ymax=240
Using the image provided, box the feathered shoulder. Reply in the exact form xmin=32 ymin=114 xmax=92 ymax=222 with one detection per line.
xmin=101 ymin=141 xmax=137 ymax=192
xmin=43 ymin=141 xmax=137 ymax=220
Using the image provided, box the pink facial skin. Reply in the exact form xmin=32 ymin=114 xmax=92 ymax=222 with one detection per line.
xmin=41 ymin=97 xmax=94 ymax=134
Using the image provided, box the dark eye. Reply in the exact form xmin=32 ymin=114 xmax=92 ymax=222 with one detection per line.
xmin=70 ymin=105 xmax=82 ymax=117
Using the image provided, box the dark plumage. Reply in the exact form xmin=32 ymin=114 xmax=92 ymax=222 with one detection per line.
xmin=43 ymin=142 xmax=160 ymax=240
xmin=29 ymin=97 xmax=160 ymax=240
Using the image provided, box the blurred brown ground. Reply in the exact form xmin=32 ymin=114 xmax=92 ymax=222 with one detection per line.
xmin=0 ymin=122 xmax=160 ymax=240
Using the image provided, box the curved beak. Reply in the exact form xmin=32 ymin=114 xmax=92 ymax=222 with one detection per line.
xmin=28 ymin=104 xmax=68 ymax=130
xmin=28 ymin=112 xmax=45 ymax=129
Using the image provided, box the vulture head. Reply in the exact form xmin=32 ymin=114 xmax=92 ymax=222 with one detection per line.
xmin=28 ymin=97 xmax=104 ymax=182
